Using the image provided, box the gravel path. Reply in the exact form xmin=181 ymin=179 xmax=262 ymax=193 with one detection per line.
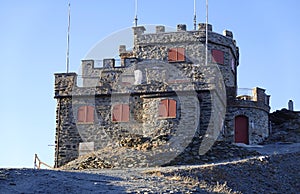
xmin=236 ymin=142 xmax=300 ymax=155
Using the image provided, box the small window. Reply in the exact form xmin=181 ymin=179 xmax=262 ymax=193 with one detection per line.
xmin=77 ymin=106 xmax=94 ymax=123
xmin=158 ymin=99 xmax=177 ymax=118
xmin=112 ymin=104 xmax=129 ymax=122
xmin=212 ymin=49 xmax=224 ymax=64
xmin=231 ymin=58 xmax=235 ymax=72
xmin=168 ymin=48 xmax=185 ymax=62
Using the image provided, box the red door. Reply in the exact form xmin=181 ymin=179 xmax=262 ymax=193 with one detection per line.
xmin=235 ymin=115 xmax=249 ymax=144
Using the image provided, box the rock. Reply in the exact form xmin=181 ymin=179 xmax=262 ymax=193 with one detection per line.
xmin=263 ymin=109 xmax=300 ymax=144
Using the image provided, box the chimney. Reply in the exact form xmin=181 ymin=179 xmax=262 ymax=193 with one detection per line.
xmin=288 ymin=100 xmax=294 ymax=111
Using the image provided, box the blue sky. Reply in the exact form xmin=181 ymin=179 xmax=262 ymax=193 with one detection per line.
xmin=0 ymin=0 xmax=299 ymax=168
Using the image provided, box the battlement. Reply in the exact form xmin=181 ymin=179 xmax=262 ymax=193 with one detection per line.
xmin=232 ymin=87 xmax=271 ymax=113
xmin=132 ymin=23 xmax=234 ymax=41
xmin=132 ymin=24 xmax=238 ymax=63
xmin=133 ymin=23 xmax=231 ymax=35
xmin=54 ymin=23 xmax=240 ymax=97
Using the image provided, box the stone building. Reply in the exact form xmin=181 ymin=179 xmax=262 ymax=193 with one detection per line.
xmin=54 ymin=23 xmax=270 ymax=167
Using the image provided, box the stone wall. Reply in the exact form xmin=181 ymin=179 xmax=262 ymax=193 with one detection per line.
xmin=55 ymin=97 xmax=82 ymax=167
xmin=133 ymin=25 xmax=238 ymax=90
xmin=55 ymin=88 xmax=210 ymax=166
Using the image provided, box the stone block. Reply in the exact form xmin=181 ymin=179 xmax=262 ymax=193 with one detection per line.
xmin=79 ymin=142 xmax=95 ymax=156
xmin=156 ymin=25 xmax=165 ymax=33
xmin=223 ymin=30 xmax=233 ymax=38
xmin=198 ymin=23 xmax=212 ymax=31
xmin=177 ymin=24 xmax=187 ymax=31
xmin=103 ymin=59 xmax=115 ymax=68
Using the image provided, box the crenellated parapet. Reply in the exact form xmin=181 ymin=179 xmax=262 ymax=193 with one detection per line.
xmin=54 ymin=73 xmax=77 ymax=97
xmin=132 ymin=23 xmax=239 ymax=61
xmin=233 ymin=87 xmax=271 ymax=113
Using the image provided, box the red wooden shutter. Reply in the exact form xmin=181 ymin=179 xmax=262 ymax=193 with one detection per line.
xmin=112 ymin=104 xmax=121 ymax=121
xmin=168 ymin=48 xmax=186 ymax=62
xmin=212 ymin=49 xmax=224 ymax=64
xmin=77 ymin=106 xmax=86 ymax=122
xmin=177 ymin=48 xmax=185 ymax=61
xmin=168 ymin=48 xmax=177 ymax=62
xmin=168 ymin=99 xmax=177 ymax=118
xmin=113 ymin=104 xmax=129 ymax=122
xmin=78 ymin=106 xmax=94 ymax=123
xmin=121 ymin=104 xmax=130 ymax=122
xmin=86 ymin=106 xmax=94 ymax=122
xmin=158 ymin=99 xmax=168 ymax=117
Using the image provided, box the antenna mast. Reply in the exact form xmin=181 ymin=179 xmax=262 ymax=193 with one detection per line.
xmin=205 ymin=0 xmax=208 ymax=66
xmin=66 ymin=2 xmax=71 ymax=73
xmin=193 ymin=0 xmax=197 ymax=30
xmin=134 ymin=0 xmax=138 ymax=27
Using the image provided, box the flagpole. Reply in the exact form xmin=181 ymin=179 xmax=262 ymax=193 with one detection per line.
xmin=66 ymin=2 xmax=71 ymax=73
xmin=205 ymin=0 xmax=208 ymax=66
xmin=134 ymin=0 xmax=138 ymax=27
xmin=193 ymin=0 xmax=197 ymax=30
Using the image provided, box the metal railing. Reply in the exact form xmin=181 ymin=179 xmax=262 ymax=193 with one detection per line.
xmin=237 ymin=88 xmax=254 ymax=101
xmin=93 ymin=59 xmax=122 ymax=68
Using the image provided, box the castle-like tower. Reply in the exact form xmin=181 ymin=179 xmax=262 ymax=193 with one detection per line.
xmin=54 ymin=23 xmax=270 ymax=167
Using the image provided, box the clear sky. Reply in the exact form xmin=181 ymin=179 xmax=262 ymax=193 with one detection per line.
xmin=0 ymin=0 xmax=299 ymax=168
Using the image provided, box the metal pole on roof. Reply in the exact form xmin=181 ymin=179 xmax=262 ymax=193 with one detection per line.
xmin=205 ymin=0 xmax=208 ymax=66
xmin=193 ymin=0 xmax=197 ymax=30
xmin=66 ymin=2 xmax=71 ymax=73
xmin=134 ymin=0 xmax=138 ymax=27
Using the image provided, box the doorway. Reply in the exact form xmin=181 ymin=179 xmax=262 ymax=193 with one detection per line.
xmin=234 ymin=115 xmax=249 ymax=144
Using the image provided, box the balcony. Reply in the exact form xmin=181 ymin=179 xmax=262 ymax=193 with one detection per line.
xmin=237 ymin=87 xmax=270 ymax=104
xmin=237 ymin=88 xmax=254 ymax=101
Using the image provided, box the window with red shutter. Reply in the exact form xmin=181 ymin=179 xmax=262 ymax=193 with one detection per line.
xmin=177 ymin=48 xmax=185 ymax=61
xmin=112 ymin=104 xmax=121 ymax=122
xmin=121 ymin=104 xmax=129 ymax=122
xmin=168 ymin=48 xmax=177 ymax=62
xmin=158 ymin=99 xmax=168 ymax=117
xmin=77 ymin=106 xmax=95 ymax=123
xmin=86 ymin=106 xmax=94 ymax=122
xmin=212 ymin=49 xmax=224 ymax=64
xmin=112 ymin=104 xmax=129 ymax=122
xmin=168 ymin=48 xmax=185 ymax=62
xmin=77 ymin=106 xmax=85 ymax=123
xmin=168 ymin=99 xmax=177 ymax=118
xmin=158 ymin=99 xmax=177 ymax=118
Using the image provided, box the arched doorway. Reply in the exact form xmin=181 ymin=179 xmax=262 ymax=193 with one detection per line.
xmin=234 ymin=115 xmax=249 ymax=144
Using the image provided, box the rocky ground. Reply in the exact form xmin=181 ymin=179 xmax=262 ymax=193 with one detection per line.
xmin=1 ymin=150 xmax=299 ymax=193
xmin=263 ymin=109 xmax=300 ymax=144
xmin=59 ymin=141 xmax=260 ymax=170
xmin=1 ymin=109 xmax=299 ymax=193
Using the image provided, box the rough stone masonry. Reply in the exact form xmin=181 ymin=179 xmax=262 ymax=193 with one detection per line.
xmin=54 ymin=23 xmax=270 ymax=167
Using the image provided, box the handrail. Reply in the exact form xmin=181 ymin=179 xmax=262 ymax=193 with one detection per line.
xmin=34 ymin=154 xmax=53 ymax=170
